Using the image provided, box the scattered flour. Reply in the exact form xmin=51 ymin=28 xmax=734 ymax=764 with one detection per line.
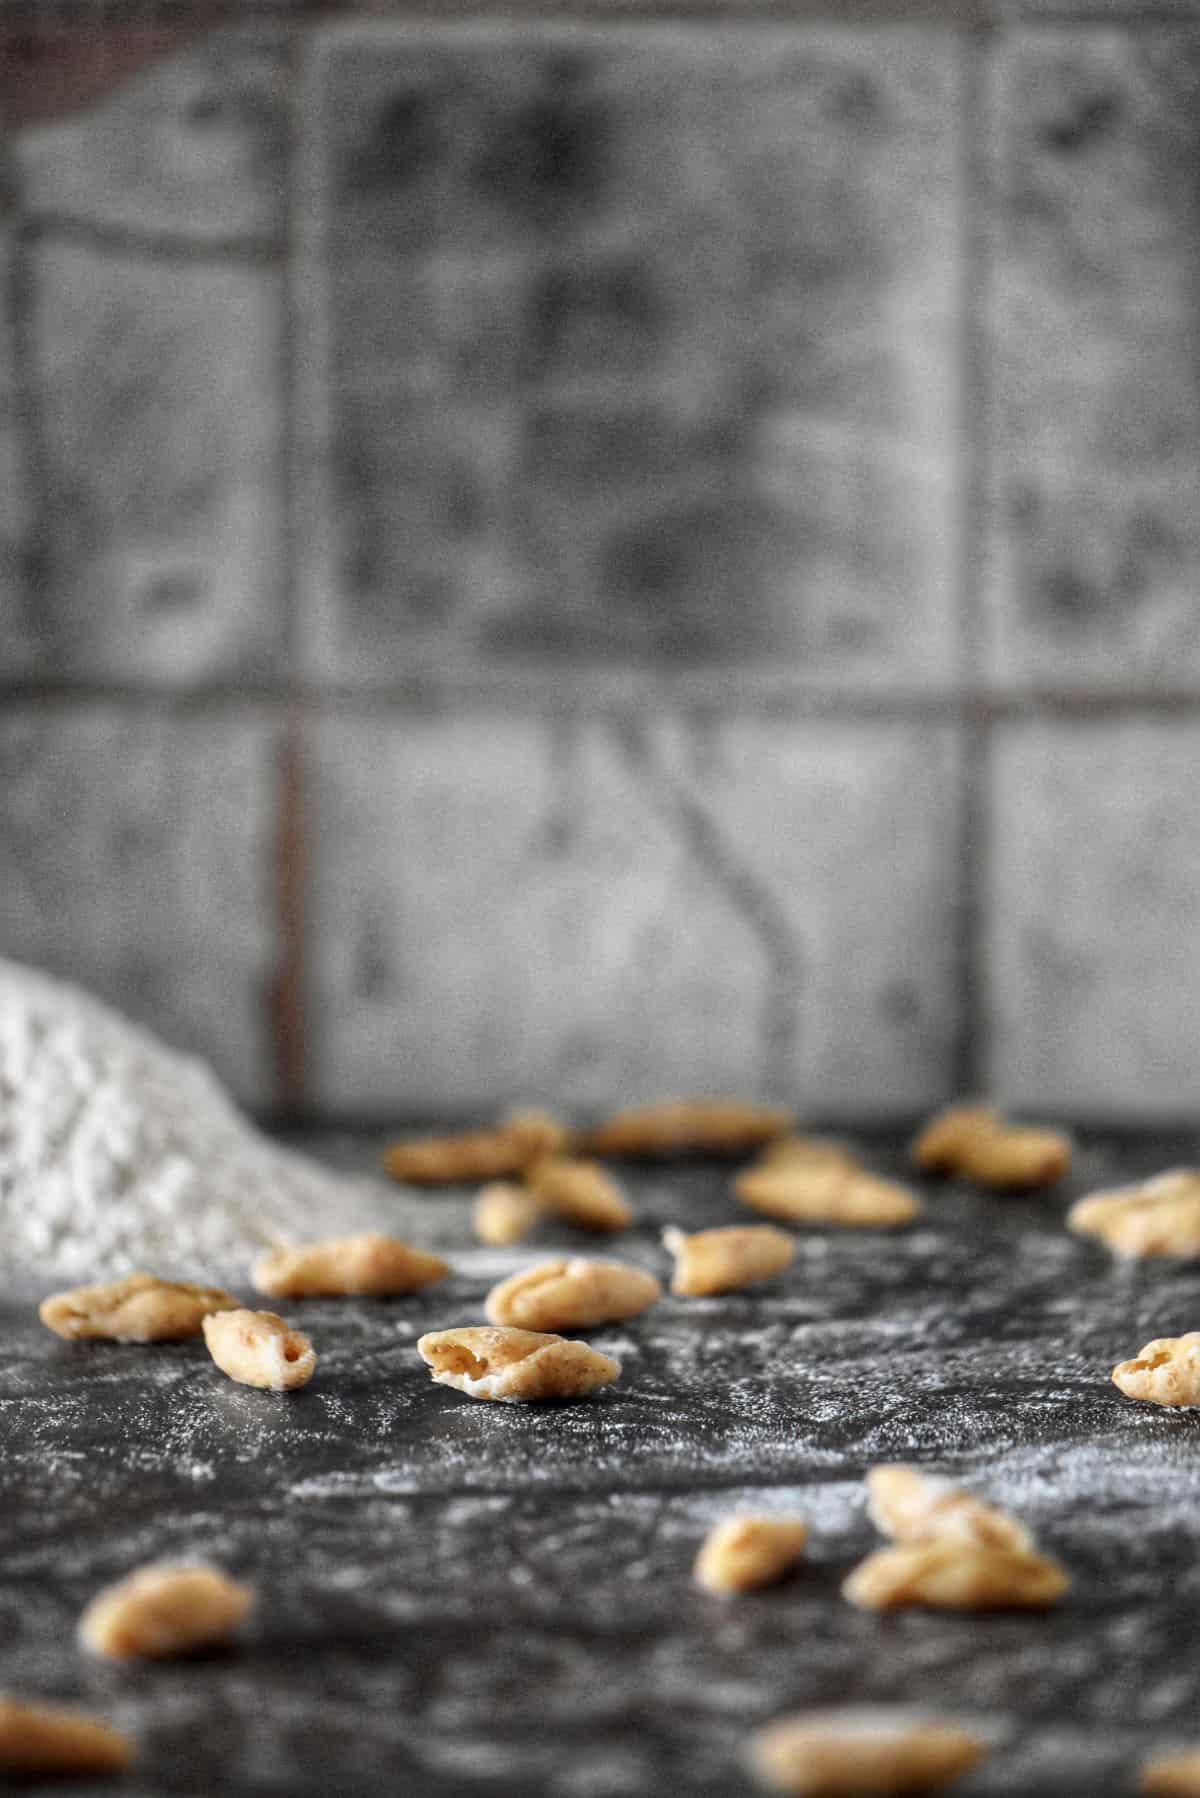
xmin=0 ymin=959 xmax=375 ymax=1279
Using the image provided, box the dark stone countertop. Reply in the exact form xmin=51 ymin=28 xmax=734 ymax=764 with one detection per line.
xmin=3 ymin=1131 xmax=1200 ymax=1797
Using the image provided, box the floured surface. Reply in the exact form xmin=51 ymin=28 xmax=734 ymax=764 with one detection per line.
xmin=2 ymin=1133 xmax=1200 ymax=1795
xmin=0 ymin=963 xmax=381 ymax=1278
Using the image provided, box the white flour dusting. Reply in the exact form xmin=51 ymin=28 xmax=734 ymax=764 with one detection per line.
xmin=0 ymin=959 xmax=374 ymax=1279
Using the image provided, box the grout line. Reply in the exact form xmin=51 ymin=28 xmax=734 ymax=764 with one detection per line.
xmin=6 ymin=179 xmax=49 ymax=665
xmin=267 ymin=31 xmax=311 ymax=1116
xmin=1004 ymin=9 xmax=1200 ymax=24
xmin=291 ymin=14 xmax=333 ymax=683
xmin=264 ymin=1108 xmax=1200 ymax=1138
xmin=951 ymin=19 xmax=994 ymax=1100
xmin=0 ymin=184 xmax=28 ymax=639
xmin=957 ymin=721 xmax=992 ymax=1096
xmin=0 ymin=5 xmax=1187 ymax=33
xmin=231 ymin=6 xmax=993 ymax=33
xmin=22 ymin=210 xmax=284 ymax=267
xmin=279 ymin=28 xmax=304 ymax=683
xmin=0 ymin=6 xmax=318 ymax=30
xmin=8 ymin=679 xmax=1200 ymax=717
xmin=269 ymin=719 xmax=310 ymax=1111
xmin=956 ymin=25 xmax=990 ymax=703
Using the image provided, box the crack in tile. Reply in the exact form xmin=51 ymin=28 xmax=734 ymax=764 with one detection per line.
xmin=607 ymin=715 xmax=803 ymax=1101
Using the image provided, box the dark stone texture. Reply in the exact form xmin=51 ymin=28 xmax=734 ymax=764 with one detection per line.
xmin=3 ymin=1131 xmax=1200 ymax=1795
xmin=304 ymin=27 xmax=959 ymax=687
xmin=987 ymin=30 xmax=1200 ymax=688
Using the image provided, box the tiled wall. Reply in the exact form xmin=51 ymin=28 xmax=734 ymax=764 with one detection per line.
xmin=2 ymin=8 xmax=1199 ymax=1124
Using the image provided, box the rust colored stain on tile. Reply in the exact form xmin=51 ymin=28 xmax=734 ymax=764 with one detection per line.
xmin=0 ymin=29 xmax=199 ymax=130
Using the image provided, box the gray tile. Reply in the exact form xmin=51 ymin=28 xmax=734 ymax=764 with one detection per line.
xmin=27 ymin=241 xmax=284 ymax=681
xmin=14 ymin=33 xmax=288 ymax=242
xmin=0 ymin=704 xmax=281 ymax=1107
xmin=307 ymin=710 xmax=960 ymax=1117
xmin=302 ymin=26 xmax=960 ymax=689
xmin=987 ymin=31 xmax=1200 ymax=689
xmin=988 ymin=719 xmax=1200 ymax=1118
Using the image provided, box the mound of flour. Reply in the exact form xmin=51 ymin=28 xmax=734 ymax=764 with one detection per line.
xmin=0 ymin=959 xmax=374 ymax=1279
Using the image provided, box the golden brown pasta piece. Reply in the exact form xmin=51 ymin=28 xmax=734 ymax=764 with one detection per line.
xmin=756 ymin=1136 xmax=858 ymax=1172
xmin=843 ymin=1540 xmax=1068 ymax=1611
xmin=202 ymin=1309 xmax=316 ymax=1391
xmin=578 ymin=1098 xmax=791 ymax=1159
xmin=383 ymin=1110 xmax=568 ymax=1185
xmin=912 ymin=1103 xmax=1070 ymax=1190
xmin=694 ymin=1517 xmax=808 ymax=1594
xmin=1142 ymin=1750 xmax=1200 ymax=1796
xmin=39 ymin=1273 xmax=240 ymax=1343
xmin=737 ymin=1163 xmax=919 ymax=1229
xmin=664 ymin=1224 xmax=795 ymax=1297
xmin=417 ymin=1325 xmax=619 ymax=1403
xmin=527 ymin=1158 xmax=633 ymax=1233
xmin=0 ymin=1696 xmax=134 ymax=1776
xmin=253 ymin=1233 xmax=449 ymax=1299
xmin=474 ymin=1182 xmax=548 ymax=1246
xmin=79 ymin=1562 xmax=254 ymax=1659
xmin=1113 ymin=1333 xmax=1200 ymax=1407
xmin=1069 ymin=1172 xmax=1200 ymax=1259
xmin=748 ymin=1708 xmax=987 ymax=1796
xmin=866 ymin=1466 xmax=1032 ymax=1553
xmin=485 ymin=1258 xmax=661 ymax=1331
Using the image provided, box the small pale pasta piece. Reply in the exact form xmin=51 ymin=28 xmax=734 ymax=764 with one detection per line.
xmin=253 ymin=1232 xmax=449 ymax=1299
xmin=1142 ymin=1750 xmax=1200 ymax=1795
xmin=474 ymin=1182 xmax=548 ymax=1246
xmin=202 ymin=1309 xmax=316 ymax=1391
xmin=528 ymin=1158 xmax=633 ymax=1232
xmin=866 ymin=1466 xmax=1032 ymax=1553
xmin=737 ymin=1163 xmax=919 ymax=1229
xmin=0 ymin=1696 xmax=134 ymax=1777
xmin=417 ymin=1325 xmax=619 ymax=1403
xmin=485 ymin=1258 xmax=661 ymax=1331
xmin=748 ymin=1708 xmax=988 ymax=1797
xmin=79 ymin=1562 xmax=254 ymax=1660
xmin=912 ymin=1103 xmax=1071 ymax=1190
xmin=1113 ymin=1334 xmax=1200 ymax=1407
xmin=578 ymin=1098 xmax=792 ymax=1159
xmin=843 ymin=1540 xmax=1068 ymax=1611
xmin=912 ymin=1105 xmax=994 ymax=1173
xmin=694 ymin=1516 xmax=808 ymax=1594
xmin=39 ymin=1272 xmax=241 ymax=1343
xmin=1069 ymin=1172 xmax=1200 ymax=1259
xmin=383 ymin=1110 xmax=568 ymax=1185
xmin=664 ymin=1224 xmax=795 ymax=1297
xmin=757 ymin=1137 xmax=858 ymax=1172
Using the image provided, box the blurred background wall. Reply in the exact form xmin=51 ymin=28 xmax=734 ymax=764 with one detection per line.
xmin=1 ymin=2 xmax=1198 ymax=1125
